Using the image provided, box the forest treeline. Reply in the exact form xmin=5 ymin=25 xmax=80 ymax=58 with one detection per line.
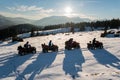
xmin=0 ymin=18 xmax=120 ymax=40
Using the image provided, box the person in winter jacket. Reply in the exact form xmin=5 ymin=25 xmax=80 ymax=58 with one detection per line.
xmin=92 ymin=38 xmax=96 ymax=48
xmin=24 ymin=41 xmax=31 ymax=48
xmin=48 ymin=40 xmax=53 ymax=47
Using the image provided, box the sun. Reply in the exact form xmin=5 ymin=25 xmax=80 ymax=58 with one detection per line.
xmin=64 ymin=6 xmax=73 ymax=17
xmin=64 ymin=7 xmax=72 ymax=14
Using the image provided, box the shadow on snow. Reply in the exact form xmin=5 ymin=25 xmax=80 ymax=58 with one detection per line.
xmin=0 ymin=53 xmax=33 ymax=79
xmin=89 ymin=49 xmax=120 ymax=69
xmin=0 ymin=41 xmax=18 ymax=47
xmin=63 ymin=49 xmax=85 ymax=79
xmin=16 ymin=52 xmax=57 ymax=80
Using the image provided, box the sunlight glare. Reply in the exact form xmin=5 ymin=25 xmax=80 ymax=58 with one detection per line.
xmin=64 ymin=6 xmax=73 ymax=17
xmin=65 ymin=7 xmax=72 ymax=14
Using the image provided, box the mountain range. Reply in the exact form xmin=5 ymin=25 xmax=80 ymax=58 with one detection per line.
xmin=33 ymin=16 xmax=91 ymax=26
xmin=0 ymin=15 xmax=33 ymax=29
xmin=0 ymin=15 xmax=91 ymax=29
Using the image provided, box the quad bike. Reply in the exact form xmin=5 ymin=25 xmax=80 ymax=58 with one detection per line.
xmin=41 ymin=43 xmax=58 ymax=53
xmin=65 ymin=38 xmax=80 ymax=50
xmin=87 ymin=41 xmax=103 ymax=49
xmin=17 ymin=45 xmax=36 ymax=56
xmin=12 ymin=37 xmax=23 ymax=42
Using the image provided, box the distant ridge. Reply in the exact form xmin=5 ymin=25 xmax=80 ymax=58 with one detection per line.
xmin=0 ymin=14 xmax=91 ymax=29
xmin=33 ymin=16 xmax=91 ymax=26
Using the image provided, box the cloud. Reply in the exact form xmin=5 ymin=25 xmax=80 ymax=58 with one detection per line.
xmin=63 ymin=12 xmax=97 ymax=20
xmin=78 ymin=13 xmax=97 ymax=20
xmin=0 ymin=10 xmax=97 ymax=20
xmin=7 ymin=5 xmax=54 ymax=13
xmin=2 ymin=4 xmax=97 ymax=20
xmin=0 ymin=11 xmax=51 ymax=20
xmin=5 ymin=5 xmax=54 ymax=20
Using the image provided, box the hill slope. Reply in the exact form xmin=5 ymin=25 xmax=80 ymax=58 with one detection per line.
xmin=0 ymin=31 xmax=120 ymax=80
xmin=0 ymin=15 xmax=33 ymax=29
xmin=0 ymin=15 xmax=15 ymax=29
xmin=0 ymin=15 xmax=91 ymax=29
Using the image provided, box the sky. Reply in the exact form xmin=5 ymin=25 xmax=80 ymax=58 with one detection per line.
xmin=0 ymin=0 xmax=120 ymax=20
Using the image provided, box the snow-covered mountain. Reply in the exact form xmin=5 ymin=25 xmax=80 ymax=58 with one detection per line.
xmin=33 ymin=16 xmax=91 ymax=26
xmin=0 ymin=30 xmax=120 ymax=80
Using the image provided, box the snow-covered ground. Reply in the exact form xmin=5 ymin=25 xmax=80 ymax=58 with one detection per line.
xmin=0 ymin=31 xmax=120 ymax=80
